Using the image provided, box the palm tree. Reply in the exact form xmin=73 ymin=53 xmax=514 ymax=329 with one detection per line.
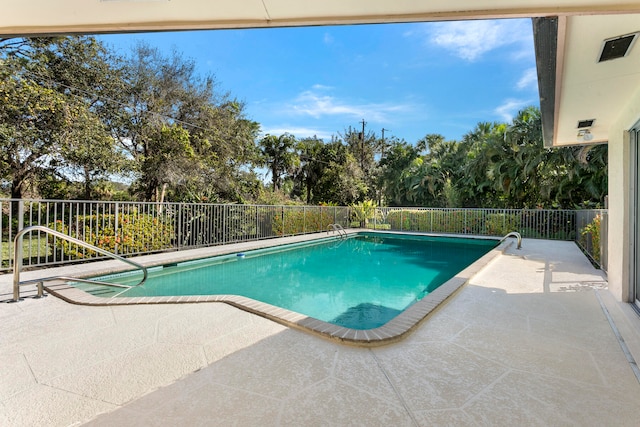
xmin=259 ymin=133 xmax=299 ymax=191
xmin=296 ymin=137 xmax=324 ymax=203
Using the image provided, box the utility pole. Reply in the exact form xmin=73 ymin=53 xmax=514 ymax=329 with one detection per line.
xmin=381 ymin=128 xmax=391 ymax=158
xmin=359 ymin=119 xmax=366 ymax=170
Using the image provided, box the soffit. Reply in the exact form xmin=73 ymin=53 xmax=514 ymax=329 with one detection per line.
xmin=3 ymin=0 xmax=640 ymax=36
xmin=554 ymin=13 xmax=640 ymax=145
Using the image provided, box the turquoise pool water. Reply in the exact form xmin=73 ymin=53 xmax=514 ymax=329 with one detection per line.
xmin=82 ymin=233 xmax=497 ymax=329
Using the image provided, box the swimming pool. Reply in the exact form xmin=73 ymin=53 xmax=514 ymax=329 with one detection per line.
xmin=75 ymin=232 xmax=498 ymax=330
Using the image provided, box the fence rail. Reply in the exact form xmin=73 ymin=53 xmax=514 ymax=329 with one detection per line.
xmin=1 ymin=199 xmax=606 ymax=272
xmin=1 ymin=199 xmax=350 ymax=272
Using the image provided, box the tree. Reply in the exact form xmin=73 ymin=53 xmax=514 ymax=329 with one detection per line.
xmin=116 ymin=43 xmax=260 ymax=202
xmin=312 ymin=141 xmax=368 ymax=205
xmin=0 ymin=36 xmax=128 ymax=199
xmin=459 ymin=122 xmax=506 ymax=207
xmin=259 ymin=133 xmax=299 ymax=191
xmin=294 ymin=136 xmax=324 ymax=203
xmin=377 ymin=139 xmax=421 ymax=206
xmin=0 ymin=66 xmax=67 ymax=198
xmin=57 ymin=105 xmax=129 ymax=199
xmin=342 ymin=126 xmax=379 ymax=200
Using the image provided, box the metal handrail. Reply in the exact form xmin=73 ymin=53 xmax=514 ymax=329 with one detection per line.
xmin=11 ymin=225 xmax=148 ymax=302
xmin=500 ymin=231 xmax=522 ymax=249
xmin=327 ymin=223 xmax=347 ymax=239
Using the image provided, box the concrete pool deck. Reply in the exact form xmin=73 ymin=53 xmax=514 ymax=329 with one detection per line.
xmin=2 ymin=237 xmax=640 ymax=425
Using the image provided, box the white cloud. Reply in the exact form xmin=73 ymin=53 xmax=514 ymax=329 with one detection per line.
xmin=494 ymin=98 xmax=531 ymax=121
xmin=285 ymin=87 xmax=412 ymax=122
xmin=425 ymin=19 xmax=532 ymax=61
xmin=323 ymin=32 xmax=334 ymax=44
xmin=311 ymin=84 xmax=334 ymax=91
xmin=260 ymin=126 xmax=334 ymax=140
xmin=516 ymin=67 xmax=538 ymax=90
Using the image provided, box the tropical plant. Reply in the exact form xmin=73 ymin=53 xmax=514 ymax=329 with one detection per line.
xmin=581 ymin=214 xmax=602 ymax=263
xmin=259 ymin=133 xmax=299 ymax=191
xmin=351 ymin=200 xmax=377 ymax=227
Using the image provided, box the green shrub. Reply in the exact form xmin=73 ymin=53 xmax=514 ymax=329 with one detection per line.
xmin=581 ymin=214 xmax=601 ymax=263
xmin=485 ymin=213 xmax=521 ymax=236
xmin=367 ymin=223 xmax=390 ymax=230
xmin=48 ymin=213 xmax=174 ymax=258
xmin=386 ymin=210 xmax=487 ymax=234
xmin=272 ymin=207 xmax=339 ymax=235
xmin=351 ymin=200 xmax=377 ymax=227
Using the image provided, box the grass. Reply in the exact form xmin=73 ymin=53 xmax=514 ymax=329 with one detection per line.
xmin=1 ymin=239 xmax=51 ymax=263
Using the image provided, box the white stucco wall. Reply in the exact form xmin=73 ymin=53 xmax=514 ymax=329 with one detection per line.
xmin=608 ymin=86 xmax=640 ymax=301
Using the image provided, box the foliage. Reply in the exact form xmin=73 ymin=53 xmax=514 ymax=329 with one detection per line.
xmin=0 ymin=36 xmax=129 ymax=200
xmin=386 ymin=209 xmax=486 ymax=234
xmin=485 ymin=213 xmax=522 ymax=236
xmin=48 ymin=213 xmax=173 ymax=258
xmin=172 ymin=204 xmax=261 ymax=246
xmin=0 ymin=34 xmax=607 ymax=209
xmin=271 ymin=207 xmax=342 ymax=236
xmin=581 ymin=214 xmax=602 ymax=263
xmin=117 ymin=44 xmax=261 ymax=202
xmin=351 ymin=200 xmax=377 ymax=227
xmin=382 ymin=208 xmax=576 ymax=239
xmin=293 ymin=136 xmax=324 ymax=203
xmin=259 ymin=133 xmax=299 ymax=191
xmin=0 ymin=58 xmax=68 ymax=198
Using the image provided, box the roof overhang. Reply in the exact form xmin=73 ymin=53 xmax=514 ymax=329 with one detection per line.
xmin=535 ymin=13 xmax=640 ymax=147
xmin=3 ymin=1 xmax=640 ymax=36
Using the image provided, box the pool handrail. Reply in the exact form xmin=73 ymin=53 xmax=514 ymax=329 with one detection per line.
xmin=500 ymin=231 xmax=522 ymax=249
xmin=11 ymin=225 xmax=148 ymax=302
xmin=327 ymin=223 xmax=347 ymax=239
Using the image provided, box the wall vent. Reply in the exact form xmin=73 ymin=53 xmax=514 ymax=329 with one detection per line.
xmin=577 ymin=119 xmax=595 ymax=128
xmin=598 ymin=32 xmax=639 ymax=62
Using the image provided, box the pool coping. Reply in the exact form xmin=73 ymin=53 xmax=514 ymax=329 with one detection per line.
xmin=41 ymin=230 xmax=514 ymax=347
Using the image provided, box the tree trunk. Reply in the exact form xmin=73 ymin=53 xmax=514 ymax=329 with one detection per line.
xmin=83 ymin=166 xmax=92 ymax=200
xmin=11 ymin=175 xmax=24 ymax=200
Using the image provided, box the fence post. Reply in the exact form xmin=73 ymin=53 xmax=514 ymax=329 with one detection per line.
xmin=177 ymin=203 xmax=182 ymax=250
xmin=17 ymin=199 xmax=24 ymax=232
xmin=464 ymin=210 xmax=467 ymax=234
xmin=13 ymin=200 xmax=25 ymax=270
xmin=223 ymin=205 xmax=227 ymax=244
xmin=114 ymin=202 xmax=119 ymax=255
xmin=374 ymin=207 xmax=377 ymax=230
xmin=282 ymin=206 xmax=285 ymax=236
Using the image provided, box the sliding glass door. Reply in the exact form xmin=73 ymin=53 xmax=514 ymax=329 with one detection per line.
xmin=632 ymin=124 xmax=640 ymax=307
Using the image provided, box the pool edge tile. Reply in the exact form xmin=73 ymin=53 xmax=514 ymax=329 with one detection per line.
xmin=39 ymin=231 xmax=504 ymax=347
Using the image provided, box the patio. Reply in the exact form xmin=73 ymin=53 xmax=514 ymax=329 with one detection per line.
xmin=1 ymin=238 xmax=639 ymax=426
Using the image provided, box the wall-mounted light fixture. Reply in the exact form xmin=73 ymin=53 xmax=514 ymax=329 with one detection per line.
xmin=577 ymin=129 xmax=594 ymax=142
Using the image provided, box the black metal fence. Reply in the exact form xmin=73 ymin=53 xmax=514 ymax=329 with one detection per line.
xmin=1 ymin=199 xmax=350 ymax=272
xmin=1 ymin=199 xmax=606 ymax=272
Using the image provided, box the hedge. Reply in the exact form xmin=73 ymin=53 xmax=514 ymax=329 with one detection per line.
xmin=384 ymin=209 xmax=523 ymax=236
xmin=272 ymin=208 xmax=338 ymax=236
xmin=48 ymin=213 xmax=174 ymax=258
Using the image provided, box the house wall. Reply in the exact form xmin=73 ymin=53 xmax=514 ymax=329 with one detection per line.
xmin=608 ymin=86 xmax=640 ymax=301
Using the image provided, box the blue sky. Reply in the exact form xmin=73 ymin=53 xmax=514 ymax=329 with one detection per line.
xmin=100 ymin=18 xmax=538 ymax=145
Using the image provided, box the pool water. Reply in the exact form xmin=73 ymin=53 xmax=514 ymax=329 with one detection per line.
xmin=82 ymin=233 xmax=497 ymax=329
